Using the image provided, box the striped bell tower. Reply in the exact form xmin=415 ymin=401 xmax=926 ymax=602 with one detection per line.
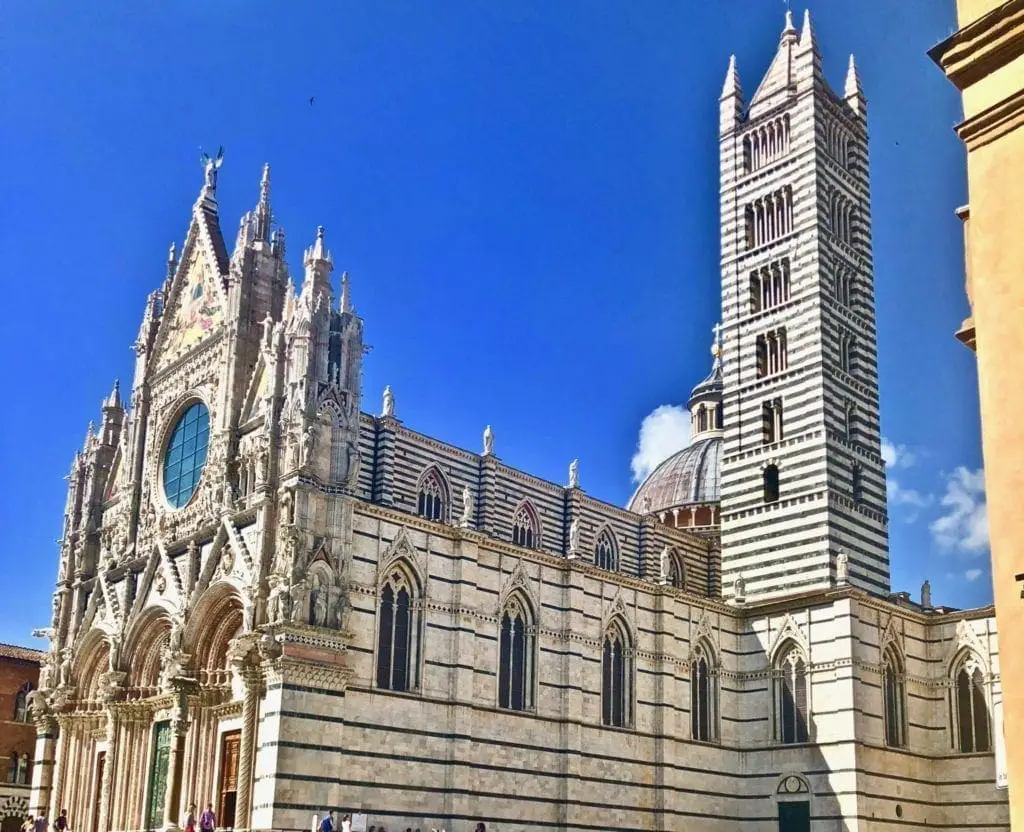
xmin=717 ymin=10 xmax=890 ymax=602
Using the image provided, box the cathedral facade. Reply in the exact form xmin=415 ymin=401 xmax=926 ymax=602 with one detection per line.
xmin=29 ymin=12 xmax=1008 ymax=832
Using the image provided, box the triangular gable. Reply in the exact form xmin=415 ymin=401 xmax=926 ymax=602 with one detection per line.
xmin=104 ymin=447 xmax=122 ymax=502
xmin=153 ymin=209 xmax=230 ymax=373
xmin=748 ymin=41 xmax=796 ymax=119
xmin=240 ymin=357 xmax=268 ymax=423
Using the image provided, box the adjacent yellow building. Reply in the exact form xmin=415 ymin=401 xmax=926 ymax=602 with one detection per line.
xmin=930 ymin=0 xmax=1024 ymax=820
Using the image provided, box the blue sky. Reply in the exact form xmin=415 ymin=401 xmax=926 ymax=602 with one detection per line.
xmin=0 ymin=1 xmax=986 ymax=647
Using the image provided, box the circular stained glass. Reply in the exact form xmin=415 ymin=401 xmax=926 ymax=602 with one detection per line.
xmin=162 ymin=402 xmax=210 ymax=509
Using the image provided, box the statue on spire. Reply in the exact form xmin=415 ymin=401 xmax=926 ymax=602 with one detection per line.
xmin=200 ymin=146 xmax=225 ymax=192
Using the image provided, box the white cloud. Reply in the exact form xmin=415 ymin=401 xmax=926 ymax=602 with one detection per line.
xmin=630 ymin=405 xmax=691 ymax=484
xmin=887 ymin=479 xmax=933 ymax=523
xmin=965 ymin=568 xmax=983 ymax=582
xmin=881 ymin=437 xmax=917 ymax=470
xmin=929 ymin=467 xmax=989 ymax=555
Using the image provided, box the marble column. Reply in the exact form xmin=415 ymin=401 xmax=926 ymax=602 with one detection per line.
xmin=163 ymin=684 xmax=193 ymax=830
xmin=29 ymin=712 xmax=58 ymax=819
xmin=49 ymin=716 xmax=70 ymax=822
xmin=234 ymin=669 xmax=261 ymax=831
xmin=97 ymin=709 xmax=120 ymax=832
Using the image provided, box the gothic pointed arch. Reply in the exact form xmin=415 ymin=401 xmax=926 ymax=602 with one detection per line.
xmin=186 ymin=582 xmax=244 ymax=684
xmin=122 ymin=606 xmax=173 ymax=691
xmin=881 ymin=643 xmax=907 ymax=748
xmin=498 ymin=558 xmax=539 ymax=617
xmin=511 ymin=499 xmax=542 ymax=549
xmin=415 ymin=464 xmax=450 ymax=523
xmin=601 ymin=615 xmax=633 ymax=728
xmin=378 ymin=527 xmax=426 ymax=590
xmin=497 ymin=587 xmax=537 ymax=712
xmin=666 ymin=547 xmax=686 ymax=590
xmin=376 ymin=557 xmax=423 ymax=693
xmin=774 ymin=638 xmax=809 ymax=744
xmin=951 ymin=648 xmax=991 ymax=754
xmin=594 ymin=525 xmax=619 ymax=572
xmin=239 ymin=354 xmax=268 ymax=423
xmin=74 ymin=629 xmax=112 ymax=701
xmin=690 ymin=637 xmax=718 ymax=742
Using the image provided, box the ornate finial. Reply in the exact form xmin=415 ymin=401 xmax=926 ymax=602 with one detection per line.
xmin=104 ymin=379 xmax=122 ymax=410
xmin=260 ymin=163 xmax=271 ymax=200
xmin=781 ymin=8 xmax=797 ymax=42
xmin=845 ymin=54 xmax=862 ymax=99
xmin=800 ymin=8 xmax=814 ymax=46
xmin=253 ymin=163 xmax=272 ymax=242
xmin=84 ymin=421 xmax=96 ymax=452
xmin=721 ymin=54 xmax=740 ymax=99
xmin=711 ymin=322 xmax=723 ymax=359
xmin=304 ymin=225 xmax=332 ymax=266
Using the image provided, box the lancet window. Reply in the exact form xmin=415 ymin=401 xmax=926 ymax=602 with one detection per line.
xmin=830 ymin=191 xmax=854 ymax=245
xmin=376 ymin=566 xmax=422 ymax=693
xmin=595 ymin=528 xmax=619 ymax=572
xmin=953 ymin=655 xmax=991 ymax=753
xmin=838 ymin=331 xmax=856 ymax=374
xmin=602 ymin=619 xmax=633 ymax=729
xmin=748 ymin=258 xmax=791 ymax=314
xmin=762 ymin=398 xmax=783 ymax=445
xmin=755 ymin=327 xmax=788 ymax=378
xmin=763 ymin=464 xmax=780 ymax=504
xmin=852 ymin=463 xmax=864 ymax=505
xmin=511 ymin=502 xmax=540 ymax=549
xmin=666 ymin=550 xmax=685 ymax=590
xmin=742 ymin=114 xmax=791 ymax=173
xmin=498 ymin=594 xmax=536 ymax=712
xmin=834 ymin=268 xmax=853 ymax=308
xmin=882 ymin=647 xmax=907 ymax=748
xmin=776 ymin=646 xmax=809 ymax=744
xmin=416 ymin=467 xmax=448 ymax=523
xmin=744 ymin=187 xmax=794 ymax=249
xmin=690 ymin=642 xmax=717 ymax=742
xmin=13 ymin=684 xmax=30 ymax=723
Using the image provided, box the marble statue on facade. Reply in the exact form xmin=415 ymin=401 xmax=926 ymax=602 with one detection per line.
xmin=922 ymin=579 xmax=932 ymax=609
xmin=568 ymin=518 xmax=580 ymax=559
xmin=568 ymin=459 xmax=579 ymax=489
xmin=461 ymin=486 xmax=472 ymax=527
xmin=659 ymin=546 xmax=669 ymax=585
xmin=836 ymin=550 xmax=849 ymax=585
xmin=382 ymin=385 xmax=395 ymax=418
xmin=483 ymin=425 xmax=494 ymax=456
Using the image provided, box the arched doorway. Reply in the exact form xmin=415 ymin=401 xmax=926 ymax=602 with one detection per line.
xmin=775 ymin=774 xmax=811 ymax=832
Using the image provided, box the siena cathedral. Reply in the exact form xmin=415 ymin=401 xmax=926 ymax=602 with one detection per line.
xmin=27 ymin=12 xmax=1008 ymax=832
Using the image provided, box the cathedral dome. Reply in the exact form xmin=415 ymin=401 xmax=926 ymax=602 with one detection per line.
xmin=627 ymin=435 xmax=722 ymax=514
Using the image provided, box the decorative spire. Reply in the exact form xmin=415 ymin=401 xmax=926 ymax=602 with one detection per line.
xmin=304 ymin=226 xmax=333 ymax=267
xmin=720 ymin=54 xmax=741 ymax=100
xmin=340 ymin=271 xmax=352 ymax=313
xmin=845 ymin=54 xmax=865 ymax=115
xmin=711 ymin=321 xmax=723 ymax=363
xmin=103 ymin=380 xmax=122 ymax=411
xmin=799 ymin=9 xmax=815 ymax=48
xmin=254 ymin=163 xmax=272 ymax=243
xmin=83 ymin=421 xmax=95 ymax=452
xmin=166 ymin=242 xmax=177 ymax=281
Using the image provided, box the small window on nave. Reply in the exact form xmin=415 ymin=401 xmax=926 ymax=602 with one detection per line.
xmin=776 ymin=647 xmax=809 ymax=744
xmin=882 ymin=648 xmax=907 ymax=748
xmin=954 ymin=659 xmax=991 ymax=754
xmin=13 ymin=683 xmax=30 ymax=723
xmin=595 ymin=529 xmax=618 ymax=572
xmin=416 ymin=467 xmax=447 ymax=523
xmin=376 ymin=567 xmax=422 ymax=694
xmin=498 ymin=594 xmax=535 ymax=712
xmin=511 ymin=503 xmax=539 ymax=549
xmin=602 ymin=620 xmax=632 ymax=729
xmin=690 ymin=643 xmax=717 ymax=743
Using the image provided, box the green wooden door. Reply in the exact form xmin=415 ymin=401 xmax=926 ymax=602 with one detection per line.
xmin=778 ymin=801 xmax=810 ymax=832
xmin=146 ymin=721 xmax=172 ymax=831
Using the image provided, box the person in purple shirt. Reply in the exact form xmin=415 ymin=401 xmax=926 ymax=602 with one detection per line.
xmin=199 ymin=804 xmax=216 ymax=832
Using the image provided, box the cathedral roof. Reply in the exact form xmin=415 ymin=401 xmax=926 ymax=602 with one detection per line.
xmin=627 ymin=435 xmax=722 ymax=514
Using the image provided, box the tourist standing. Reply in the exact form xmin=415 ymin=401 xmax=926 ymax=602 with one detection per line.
xmin=319 ymin=810 xmax=334 ymax=832
xmin=32 ymin=814 xmax=45 ymax=832
xmin=340 ymin=815 xmax=352 ymax=832
xmin=53 ymin=810 xmax=68 ymax=832
xmin=184 ymin=803 xmax=197 ymax=832
xmin=199 ymin=803 xmax=216 ymax=832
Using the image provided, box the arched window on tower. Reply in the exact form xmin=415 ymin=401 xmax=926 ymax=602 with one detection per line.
xmin=376 ymin=566 xmax=422 ymax=693
xmin=691 ymin=642 xmax=717 ymax=742
xmin=667 ymin=549 xmax=685 ymax=590
xmin=776 ymin=645 xmax=809 ymax=744
xmin=851 ymin=463 xmax=864 ymax=505
xmin=498 ymin=593 xmax=536 ymax=712
xmin=697 ymin=406 xmax=708 ymax=433
xmin=953 ymin=656 xmax=991 ymax=753
xmin=883 ymin=647 xmax=908 ymax=748
xmin=6 ymin=755 xmax=17 ymax=784
xmin=13 ymin=683 xmax=30 ymax=722
xmin=511 ymin=502 xmax=540 ymax=549
xmin=416 ymin=467 xmax=448 ymax=523
xmin=16 ymin=754 xmax=29 ymax=785
xmin=602 ymin=619 xmax=633 ymax=728
xmin=594 ymin=528 xmax=618 ymax=572
xmin=715 ymin=401 xmax=724 ymax=430
xmin=763 ymin=464 xmax=780 ymax=504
